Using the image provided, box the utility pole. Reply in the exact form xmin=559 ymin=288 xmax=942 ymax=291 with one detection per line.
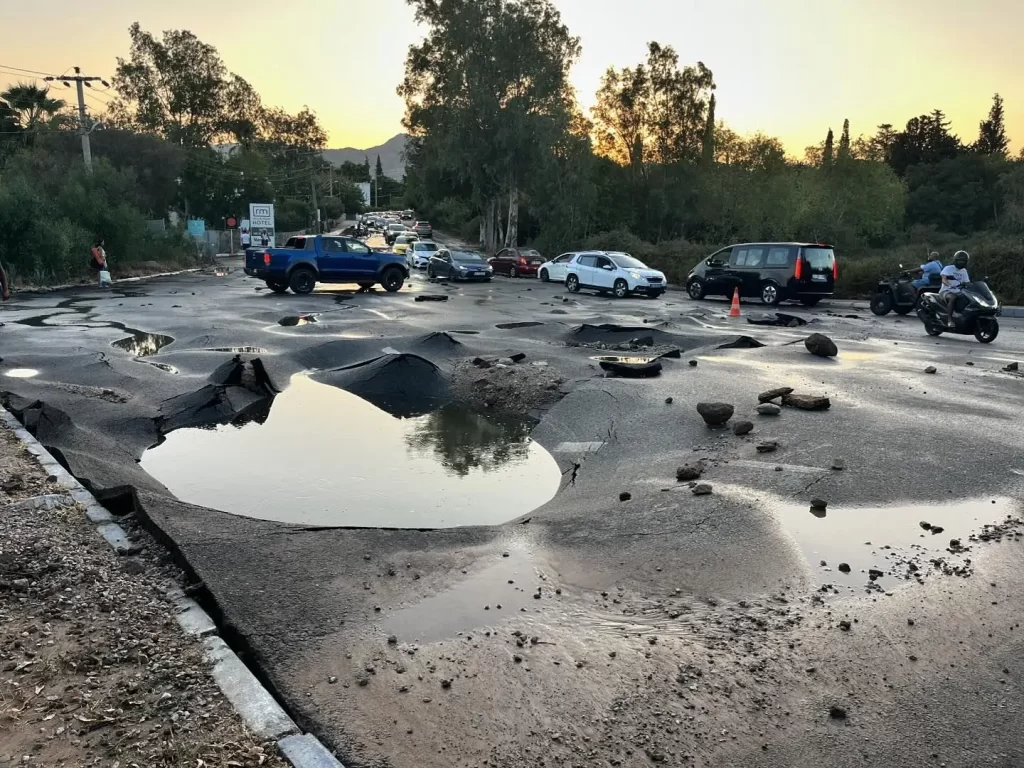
xmin=309 ymin=161 xmax=320 ymax=234
xmin=46 ymin=67 xmax=105 ymax=174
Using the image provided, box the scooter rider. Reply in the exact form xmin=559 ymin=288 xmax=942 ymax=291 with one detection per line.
xmin=940 ymin=250 xmax=970 ymax=326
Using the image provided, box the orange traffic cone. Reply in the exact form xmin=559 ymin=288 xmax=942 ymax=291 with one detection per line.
xmin=729 ymin=287 xmax=741 ymax=318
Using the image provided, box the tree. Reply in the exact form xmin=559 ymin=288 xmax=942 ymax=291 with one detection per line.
xmin=853 ymin=123 xmax=897 ymax=163
xmin=888 ymin=111 xmax=962 ymax=176
xmin=375 ymin=154 xmax=384 ymax=179
xmin=837 ymin=118 xmax=851 ymax=164
xmin=400 ymin=0 xmax=581 ymax=250
xmin=592 ymin=42 xmax=715 ymax=169
xmin=0 ymin=83 xmax=68 ymax=144
xmin=701 ymin=94 xmax=716 ymax=164
xmin=822 ymin=128 xmax=834 ymax=168
xmin=109 ymin=23 xmax=239 ymax=147
xmin=976 ymin=93 xmax=1008 ymax=157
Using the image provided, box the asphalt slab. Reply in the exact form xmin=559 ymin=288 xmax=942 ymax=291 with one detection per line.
xmin=2 ymin=255 xmax=1023 ymax=768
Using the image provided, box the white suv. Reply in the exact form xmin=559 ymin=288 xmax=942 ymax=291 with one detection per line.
xmin=564 ymin=251 xmax=667 ymax=298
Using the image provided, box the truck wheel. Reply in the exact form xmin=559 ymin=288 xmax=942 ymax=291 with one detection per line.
xmin=357 ymin=282 xmax=374 ymax=292
xmin=289 ymin=268 xmax=317 ymax=295
xmin=381 ymin=267 xmax=405 ymax=293
xmin=266 ymin=280 xmax=288 ymax=294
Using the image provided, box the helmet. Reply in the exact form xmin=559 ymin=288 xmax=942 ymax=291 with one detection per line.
xmin=953 ymin=250 xmax=970 ymax=268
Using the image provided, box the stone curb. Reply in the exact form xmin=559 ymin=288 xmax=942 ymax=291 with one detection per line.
xmin=0 ymin=407 xmax=345 ymax=768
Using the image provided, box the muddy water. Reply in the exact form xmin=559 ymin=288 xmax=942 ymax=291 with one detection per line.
xmin=141 ymin=375 xmax=560 ymax=527
xmin=775 ymin=497 xmax=1016 ymax=585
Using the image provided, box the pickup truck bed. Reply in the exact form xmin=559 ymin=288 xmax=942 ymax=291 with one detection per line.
xmin=244 ymin=235 xmax=409 ymax=295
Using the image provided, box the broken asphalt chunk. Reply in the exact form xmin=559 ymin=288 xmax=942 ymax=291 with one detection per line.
xmin=804 ymin=333 xmax=838 ymax=357
xmin=782 ymin=393 xmax=831 ymax=410
xmin=758 ymin=387 xmax=794 ymax=403
xmin=696 ymin=402 xmax=733 ymax=426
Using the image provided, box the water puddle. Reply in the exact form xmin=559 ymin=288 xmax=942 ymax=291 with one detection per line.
xmin=203 ymin=347 xmax=269 ymax=354
xmin=112 ymin=332 xmax=175 ymax=357
xmin=142 ymin=361 xmax=179 ymax=374
xmin=591 ymin=355 xmax=656 ymax=364
xmin=496 ymin=322 xmax=544 ymax=329
xmin=382 ymin=549 xmax=543 ymax=644
xmin=279 ymin=314 xmax=319 ymax=327
xmin=141 ymin=375 xmax=559 ymax=527
xmin=4 ymin=368 xmax=40 ymax=378
xmin=775 ymin=497 xmax=1017 ymax=589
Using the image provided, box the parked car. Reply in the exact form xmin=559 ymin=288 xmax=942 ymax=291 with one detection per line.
xmin=488 ymin=247 xmax=545 ymax=278
xmin=384 ymin=222 xmax=408 ymax=245
xmin=244 ymin=235 xmax=408 ymax=295
xmin=413 ymin=221 xmax=433 ymax=238
xmin=685 ymin=242 xmax=836 ymax=306
xmin=392 ymin=234 xmax=419 ymax=257
xmin=564 ymin=251 xmax=667 ymax=299
xmin=408 ymin=240 xmax=440 ymax=269
xmin=402 ymin=210 xmax=415 ymax=221
xmin=537 ymin=252 xmax=577 ymax=283
xmin=427 ymin=249 xmax=493 ymax=282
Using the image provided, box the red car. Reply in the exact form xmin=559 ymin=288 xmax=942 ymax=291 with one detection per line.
xmin=488 ymin=248 xmax=545 ymax=278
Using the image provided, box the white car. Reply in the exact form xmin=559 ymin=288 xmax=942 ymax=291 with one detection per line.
xmin=537 ymin=252 xmax=577 ymax=283
xmin=408 ymin=240 xmax=441 ymax=269
xmin=564 ymin=251 xmax=667 ymax=298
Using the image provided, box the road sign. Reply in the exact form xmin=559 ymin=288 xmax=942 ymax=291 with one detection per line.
xmin=225 ymin=215 xmax=239 ymax=229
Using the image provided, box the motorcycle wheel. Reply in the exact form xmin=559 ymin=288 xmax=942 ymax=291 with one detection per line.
xmin=893 ymin=305 xmax=913 ymax=316
xmin=870 ymin=293 xmax=892 ymax=316
xmin=925 ymin=325 xmax=944 ymax=337
xmin=974 ymin=317 xmax=999 ymax=343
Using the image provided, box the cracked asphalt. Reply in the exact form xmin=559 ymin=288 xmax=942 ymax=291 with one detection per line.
xmin=2 ymin=255 xmax=1024 ymax=767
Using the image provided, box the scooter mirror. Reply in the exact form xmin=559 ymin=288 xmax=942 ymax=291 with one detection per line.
xmin=898 ymin=263 xmax=904 ymax=269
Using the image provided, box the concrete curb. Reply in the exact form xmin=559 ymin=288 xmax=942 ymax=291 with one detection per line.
xmin=0 ymin=406 xmax=345 ymax=768
xmin=13 ymin=267 xmax=204 ymax=295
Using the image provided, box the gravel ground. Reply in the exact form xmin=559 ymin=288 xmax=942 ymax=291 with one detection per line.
xmin=0 ymin=427 xmax=288 ymax=767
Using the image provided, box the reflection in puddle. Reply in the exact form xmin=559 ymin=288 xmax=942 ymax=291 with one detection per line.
xmin=383 ymin=549 xmax=541 ymax=643
xmin=142 ymin=361 xmax=179 ymax=374
xmin=112 ymin=332 xmax=175 ymax=357
xmin=775 ymin=497 xmax=1016 ymax=585
xmin=590 ymin=355 xmax=655 ymax=364
xmin=203 ymin=347 xmax=269 ymax=354
xmin=141 ymin=376 xmax=559 ymax=527
xmin=4 ymin=368 xmax=40 ymax=378
xmin=279 ymin=314 xmax=319 ymax=327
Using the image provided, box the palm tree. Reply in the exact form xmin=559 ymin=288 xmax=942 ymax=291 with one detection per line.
xmin=0 ymin=82 xmax=67 ymax=133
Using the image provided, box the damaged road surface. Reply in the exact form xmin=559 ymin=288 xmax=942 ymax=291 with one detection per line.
xmin=2 ymin=262 xmax=1024 ymax=768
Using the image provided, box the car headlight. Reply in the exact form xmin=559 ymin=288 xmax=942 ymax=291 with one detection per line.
xmin=485 ymin=265 xmax=493 ymax=272
xmin=629 ymin=271 xmax=642 ymax=280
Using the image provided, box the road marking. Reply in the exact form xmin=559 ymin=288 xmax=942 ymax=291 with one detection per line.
xmin=554 ymin=441 xmax=605 ymax=453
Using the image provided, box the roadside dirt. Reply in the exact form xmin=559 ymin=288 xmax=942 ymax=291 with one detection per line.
xmin=0 ymin=427 xmax=287 ymax=767
xmin=451 ymin=355 xmax=566 ymax=416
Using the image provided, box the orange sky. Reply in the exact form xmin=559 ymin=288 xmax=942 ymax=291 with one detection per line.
xmin=1 ymin=0 xmax=1021 ymax=154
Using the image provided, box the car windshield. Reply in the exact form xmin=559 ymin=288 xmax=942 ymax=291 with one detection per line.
xmin=451 ymin=251 xmax=485 ymax=263
xmin=609 ymin=254 xmax=648 ymax=269
xmin=396 ymin=236 xmax=413 ymax=244
xmin=415 ymin=242 xmax=438 ymax=252
xmin=802 ymin=247 xmax=835 ymax=269
xmin=389 ymin=224 xmax=404 ymax=231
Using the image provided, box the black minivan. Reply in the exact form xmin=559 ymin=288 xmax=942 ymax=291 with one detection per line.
xmin=685 ymin=242 xmax=837 ymax=306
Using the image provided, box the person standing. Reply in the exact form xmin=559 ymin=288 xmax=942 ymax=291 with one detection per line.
xmin=90 ymin=238 xmax=111 ymax=288
xmin=240 ymin=227 xmax=251 ymax=251
xmin=1 ymin=263 xmax=10 ymax=301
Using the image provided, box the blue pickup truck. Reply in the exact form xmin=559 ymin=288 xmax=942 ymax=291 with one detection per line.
xmin=244 ymin=234 xmax=409 ymax=295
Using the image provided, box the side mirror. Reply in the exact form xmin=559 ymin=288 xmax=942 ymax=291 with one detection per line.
xmin=898 ymin=263 xmax=904 ymax=269
xmin=602 ymin=264 xmax=613 ymax=270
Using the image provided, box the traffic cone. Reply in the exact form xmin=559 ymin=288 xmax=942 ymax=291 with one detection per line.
xmin=729 ymin=287 xmax=741 ymax=318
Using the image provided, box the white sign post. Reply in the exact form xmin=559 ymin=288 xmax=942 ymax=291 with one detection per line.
xmin=248 ymin=203 xmax=276 ymax=247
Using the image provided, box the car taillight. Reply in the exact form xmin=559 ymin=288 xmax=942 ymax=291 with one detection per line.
xmin=794 ymin=256 xmax=803 ymax=280
xmin=519 ymin=257 xmax=527 ymax=265
xmin=833 ymin=260 xmax=839 ymax=280
xmin=263 ymin=252 xmax=271 ymax=266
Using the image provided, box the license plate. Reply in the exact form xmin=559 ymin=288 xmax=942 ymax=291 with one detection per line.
xmin=812 ymin=274 xmax=827 ymax=282
xmin=472 ymin=272 xmax=483 ymax=277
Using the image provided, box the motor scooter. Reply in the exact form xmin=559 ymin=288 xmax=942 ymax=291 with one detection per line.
xmin=915 ymin=281 xmax=1000 ymax=343
xmin=870 ymin=265 xmax=939 ymax=316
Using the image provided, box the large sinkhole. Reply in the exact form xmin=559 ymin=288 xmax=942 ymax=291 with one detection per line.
xmin=141 ymin=375 xmax=560 ymax=527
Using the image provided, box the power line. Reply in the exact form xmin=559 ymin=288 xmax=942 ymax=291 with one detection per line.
xmin=44 ymin=66 xmax=106 ymax=173
xmin=0 ymin=64 xmax=58 ymax=77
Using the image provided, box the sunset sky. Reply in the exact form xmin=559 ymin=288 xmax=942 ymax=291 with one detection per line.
xmin=2 ymin=0 xmax=1021 ymax=155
